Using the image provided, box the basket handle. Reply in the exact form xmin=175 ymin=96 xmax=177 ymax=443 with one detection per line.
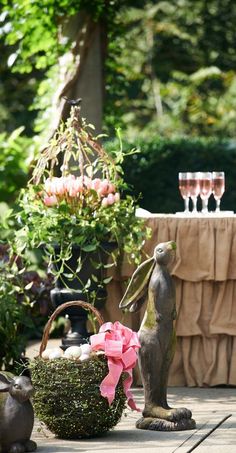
xmin=39 ymin=300 xmax=104 ymax=357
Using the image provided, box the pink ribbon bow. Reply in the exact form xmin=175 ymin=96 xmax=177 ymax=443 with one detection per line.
xmin=90 ymin=321 xmax=141 ymax=411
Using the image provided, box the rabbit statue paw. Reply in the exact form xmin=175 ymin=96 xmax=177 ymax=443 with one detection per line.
xmin=8 ymin=440 xmax=37 ymax=453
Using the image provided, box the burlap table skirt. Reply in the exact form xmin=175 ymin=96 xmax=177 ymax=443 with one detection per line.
xmin=101 ymin=214 xmax=236 ymax=387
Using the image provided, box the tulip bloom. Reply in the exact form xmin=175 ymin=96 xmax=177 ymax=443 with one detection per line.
xmin=43 ymin=174 xmax=118 ymax=209
xmin=83 ymin=176 xmax=92 ymax=190
xmin=108 ymin=183 xmax=116 ymax=194
xmin=101 ymin=197 xmax=108 ymax=207
xmin=44 ymin=178 xmax=53 ymax=196
xmin=107 ymin=193 xmax=115 ymax=205
xmin=98 ymin=179 xmax=109 ymax=196
xmin=74 ymin=178 xmax=84 ymax=194
xmin=44 ymin=195 xmax=58 ymax=206
xmin=91 ymin=178 xmax=102 ymax=191
xmin=54 ymin=178 xmax=66 ymax=196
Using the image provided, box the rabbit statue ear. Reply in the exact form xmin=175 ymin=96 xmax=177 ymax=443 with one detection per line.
xmin=119 ymin=256 xmax=155 ymax=310
xmin=0 ymin=373 xmax=12 ymax=392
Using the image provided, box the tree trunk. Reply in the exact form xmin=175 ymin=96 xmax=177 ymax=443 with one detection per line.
xmin=48 ymin=12 xmax=105 ymax=139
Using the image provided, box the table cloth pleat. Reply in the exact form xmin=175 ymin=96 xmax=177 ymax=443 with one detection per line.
xmin=102 ymin=214 xmax=236 ymax=387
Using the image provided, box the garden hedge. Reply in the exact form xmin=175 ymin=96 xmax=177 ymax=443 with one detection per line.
xmin=110 ymin=136 xmax=236 ymax=214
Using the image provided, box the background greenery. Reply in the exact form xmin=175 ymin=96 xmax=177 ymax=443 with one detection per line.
xmin=116 ymin=137 xmax=236 ymax=213
xmin=1 ymin=0 xmax=236 ymax=140
xmin=0 ymin=0 xmax=236 ymax=207
xmin=1 ymin=0 xmax=236 ymax=368
xmin=105 ymin=0 xmax=236 ymax=139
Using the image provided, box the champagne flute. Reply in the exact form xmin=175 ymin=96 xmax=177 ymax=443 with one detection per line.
xmin=212 ymin=171 xmax=225 ymax=212
xmin=178 ymin=172 xmax=190 ymax=213
xmin=188 ymin=172 xmax=200 ymax=213
xmin=199 ymin=172 xmax=212 ymax=213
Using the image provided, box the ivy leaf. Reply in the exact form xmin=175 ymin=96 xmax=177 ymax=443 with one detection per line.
xmin=103 ymin=276 xmax=113 ymax=284
xmin=63 ymin=273 xmax=74 ymax=279
xmin=24 ymin=281 xmax=34 ymax=290
xmin=81 ymin=244 xmax=97 ymax=252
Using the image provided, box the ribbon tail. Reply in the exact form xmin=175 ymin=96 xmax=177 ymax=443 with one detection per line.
xmin=100 ymin=358 xmax=123 ymax=406
xmin=123 ymin=369 xmax=141 ymax=412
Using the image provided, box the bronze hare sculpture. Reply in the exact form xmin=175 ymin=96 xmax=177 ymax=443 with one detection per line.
xmin=0 ymin=373 xmax=37 ymax=453
xmin=119 ymin=241 xmax=196 ymax=431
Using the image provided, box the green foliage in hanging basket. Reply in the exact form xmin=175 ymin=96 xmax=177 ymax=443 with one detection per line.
xmin=12 ymin=106 xmax=150 ymax=296
xmin=29 ymin=355 xmax=126 ymax=439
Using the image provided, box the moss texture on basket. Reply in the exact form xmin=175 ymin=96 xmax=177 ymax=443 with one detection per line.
xmin=29 ymin=300 xmax=127 ymax=439
xmin=30 ymin=355 xmax=126 ymax=439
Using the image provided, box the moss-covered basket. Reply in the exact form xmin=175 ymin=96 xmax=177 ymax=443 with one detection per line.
xmin=30 ymin=355 xmax=126 ymax=439
xmin=29 ymin=301 xmax=127 ymax=439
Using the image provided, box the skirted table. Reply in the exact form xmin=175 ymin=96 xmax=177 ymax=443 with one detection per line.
xmin=102 ymin=213 xmax=236 ymax=387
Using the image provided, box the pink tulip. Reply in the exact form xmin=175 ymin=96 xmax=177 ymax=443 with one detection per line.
xmin=74 ymin=178 xmax=84 ymax=193
xmin=98 ymin=179 xmax=109 ymax=196
xmin=47 ymin=178 xmax=57 ymax=196
xmin=101 ymin=197 xmax=108 ymax=208
xmin=91 ymin=178 xmax=102 ymax=191
xmin=44 ymin=178 xmax=54 ymax=196
xmin=63 ymin=176 xmax=72 ymax=193
xmin=55 ymin=178 xmax=66 ymax=196
xmin=108 ymin=183 xmax=116 ymax=194
xmin=43 ymin=195 xmax=58 ymax=206
xmin=83 ymin=176 xmax=92 ymax=190
xmin=69 ymin=187 xmax=77 ymax=198
xmin=64 ymin=179 xmax=75 ymax=197
xmin=107 ymin=193 xmax=115 ymax=205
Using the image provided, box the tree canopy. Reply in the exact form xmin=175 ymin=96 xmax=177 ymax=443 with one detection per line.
xmin=105 ymin=0 xmax=236 ymax=138
xmin=1 ymin=0 xmax=236 ymax=139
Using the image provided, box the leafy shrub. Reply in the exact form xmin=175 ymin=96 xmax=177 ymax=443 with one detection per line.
xmin=0 ymin=127 xmax=34 ymax=202
xmin=0 ymin=249 xmax=33 ymax=370
xmin=0 ymin=238 xmax=54 ymax=370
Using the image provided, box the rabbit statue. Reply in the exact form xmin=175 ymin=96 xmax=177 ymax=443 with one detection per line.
xmin=0 ymin=373 xmax=37 ymax=453
xmin=119 ymin=241 xmax=196 ymax=431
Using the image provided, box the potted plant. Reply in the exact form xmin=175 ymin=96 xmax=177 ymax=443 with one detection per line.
xmin=13 ymin=105 xmax=149 ymax=346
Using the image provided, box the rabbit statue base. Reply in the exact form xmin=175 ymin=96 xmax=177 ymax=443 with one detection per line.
xmin=119 ymin=241 xmax=196 ymax=432
xmin=136 ymin=416 xmax=196 ymax=431
xmin=0 ymin=374 xmax=37 ymax=453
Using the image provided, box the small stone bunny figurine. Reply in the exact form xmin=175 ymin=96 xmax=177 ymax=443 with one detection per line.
xmin=0 ymin=373 xmax=37 ymax=453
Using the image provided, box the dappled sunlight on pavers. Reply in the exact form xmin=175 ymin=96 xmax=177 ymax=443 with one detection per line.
xmin=31 ymin=387 xmax=236 ymax=452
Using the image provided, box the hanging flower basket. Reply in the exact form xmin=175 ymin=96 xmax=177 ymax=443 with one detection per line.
xmin=29 ymin=301 xmax=140 ymax=439
xmin=14 ymin=106 xmax=149 ymax=344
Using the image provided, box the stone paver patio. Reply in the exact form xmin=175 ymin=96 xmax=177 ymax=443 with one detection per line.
xmin=31 ymin=387 xmax=236 ymax=452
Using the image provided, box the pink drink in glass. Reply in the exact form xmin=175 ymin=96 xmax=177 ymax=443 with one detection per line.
xmin=199 ymin=172 xmax=212 ymax=213
xmin=199 ymin=178 xmax=212 ymax=200
xmin=179 ymin=178 xmax=190 ymax=198
xmin=178 ymin=172 xmax=190 ymax=212
xmin=212 ymin=177 xmax=225 ymax=199
xmin=188 ymin=172 xmax=200 ymax=212
xmin=212 ymin=171 xmax=225 ymax=211
xmin=189 ymin=179 xmax=200 ymax=196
